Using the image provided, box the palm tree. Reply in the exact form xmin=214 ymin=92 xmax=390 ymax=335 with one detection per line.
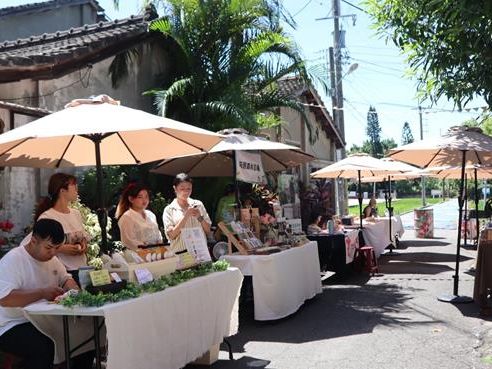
xmin=110 ymin=0 xmax=319 ymax=138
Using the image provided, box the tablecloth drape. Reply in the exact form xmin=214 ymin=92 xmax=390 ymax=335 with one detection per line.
xmin=223 ymin=242 xmax=322 ymax=320
xmin=25 ymin=268 xmax=243 ymax=369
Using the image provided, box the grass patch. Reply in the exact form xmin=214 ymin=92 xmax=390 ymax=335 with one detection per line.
xmin=348 ymin=197 xmax=443 ymax=216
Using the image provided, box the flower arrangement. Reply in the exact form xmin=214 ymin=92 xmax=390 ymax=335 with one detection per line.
xmin=0 ymin=219 xmax=14 ymax=247
xmin=71 ymin=201 xmax=113 ymax=269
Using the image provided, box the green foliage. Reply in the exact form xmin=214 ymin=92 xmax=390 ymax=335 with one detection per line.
xmin=348 ymin=197 xmax=442 ymax=216
xmin=71 ymin=201 xmax=112 ymax=269
xmin=60 ymin=260 xmax=230 ymax=307
xmin=142 ymin=0 xmax=315 ymax=137
xmin=364 ymin=0 xmax=492 ymax=108
xmin=366 ymin=106 xmax=383 ymax=158
xmin=348 ymin=138 xmax=396 ymax=157
xmin=401 ymin=122 xmax=414 ymax=144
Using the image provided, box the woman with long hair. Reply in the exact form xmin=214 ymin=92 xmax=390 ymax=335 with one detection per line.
xmin=163 ymin=173 xmax=211 ymax=253
xmin=34 ymin=172 xmax=89 ymax=283
xmin=116 ymin=183 xmax=163 ymax=250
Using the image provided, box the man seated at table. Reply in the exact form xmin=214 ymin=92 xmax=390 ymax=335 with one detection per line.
xmin=0 ymin=219 xmax=94 ymax=369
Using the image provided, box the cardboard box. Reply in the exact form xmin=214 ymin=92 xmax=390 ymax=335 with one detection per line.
xmin=192 ymin=344 xmax=220 ymax=365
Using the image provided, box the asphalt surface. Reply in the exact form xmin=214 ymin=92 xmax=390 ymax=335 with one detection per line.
xmin=186 ymin=201 xmax=492 ymax=369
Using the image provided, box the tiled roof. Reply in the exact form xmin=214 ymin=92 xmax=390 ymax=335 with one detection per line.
xmin=277 ymin=76 xmax=345 ymax=147
xmin=0 ymin=100 xmax=51 ymax=117
xmin=0 ymin=13 xmax=155 ymax=82
xmin=0 ymin=0 xmax=103 ymax=18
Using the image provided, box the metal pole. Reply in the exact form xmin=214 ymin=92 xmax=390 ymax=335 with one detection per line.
xmin=453 ymin=151 xmax=466 ymax=296
xmin=419 ymin=105 xmax=426 ymax=206
xmin=475 ymin=168 xmax=480 ymax=246
xmin=232 ymin=151 xmax=241 ymax=211
xmin=358 ymin=170 xmax=363 ymax=229
xmin=94 ymin=138 xmax=108 ymax=254
xmin=332 ymin=0 xmax=348 ymax=215
xmin=438 ymin=150 xmax=472 ymax=302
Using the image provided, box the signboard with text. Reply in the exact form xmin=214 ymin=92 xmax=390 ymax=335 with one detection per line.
xmin=235 ymin=150 xmax=266 ymax=184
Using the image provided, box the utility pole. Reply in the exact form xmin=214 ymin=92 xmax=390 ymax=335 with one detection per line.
xmin=318 ymin=0 xmax=355 ymax=215
xmin=419 ymin=105 xmax=427 ymax=206
xmin=332 ymin=0 xmax=347 ymax=215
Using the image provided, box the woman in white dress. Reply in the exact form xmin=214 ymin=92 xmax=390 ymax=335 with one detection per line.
xmin=116 ymin=183 xmax=163 ymax=251
xmin=34 ymin=172 xmax=89 ymax=284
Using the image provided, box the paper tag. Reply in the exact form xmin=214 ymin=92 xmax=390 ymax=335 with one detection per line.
xmin=89 ymin=270 xmax=111 ymax=287
xmin=134 ymin=268 xmax=154 ymax=284
xmin=177 ymin=251 xmax=197 ymax=269
xmin=110 ymin=272 xmax=122 ymax=283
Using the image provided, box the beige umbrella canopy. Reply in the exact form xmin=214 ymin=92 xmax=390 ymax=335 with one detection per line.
xmin=389 ymin=126 xmax=492 ymax=168
xmin=311 ymin=153 xmax=410 ymax=228
xmin=0 ymin=95 xmax=223 ymax=251
xmin=389 ymin=126 xmax=492 ymax=302
xmin=0 ymin=95 xmax=222 ymax=168
xmin=152 ymin=128 xmax=314 ymax=176
xmin=423 ymin=164 xmax=492 ymax=180
xmin=360 ymin=158 xmax=422 ymax=182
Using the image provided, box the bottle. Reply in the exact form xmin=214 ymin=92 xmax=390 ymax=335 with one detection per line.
xmin=327 ymin=220 xmax=334 ymax=234
xmin=78 ymin=266 xmax=95 ymax=290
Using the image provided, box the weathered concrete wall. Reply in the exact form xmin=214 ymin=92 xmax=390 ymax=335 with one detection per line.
xmin=0 ymin=3 xmax=99 ymax=42
xmin=0 ymin=43 xmax=168 ymax=237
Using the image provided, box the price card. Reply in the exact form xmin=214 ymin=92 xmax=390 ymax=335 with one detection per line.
xmin=89 ymin=270 xmax=111 ymax=286
xmin=177 ymin=251 xmax=197 ymax=269
xmin=181 ymin=227 xmax=212 ymax=263
xmin=110 ymin=272 xmax=122 ymax=283
xmin=134 ymin=268 xmax=154 ymax=284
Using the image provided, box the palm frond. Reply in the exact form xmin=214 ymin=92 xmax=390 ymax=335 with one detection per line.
xmin=108 ymin=48 xmax=140 ymax=89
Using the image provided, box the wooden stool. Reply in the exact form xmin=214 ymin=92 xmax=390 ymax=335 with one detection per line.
xmin=359 ymin=246 xmax=379 ymax=275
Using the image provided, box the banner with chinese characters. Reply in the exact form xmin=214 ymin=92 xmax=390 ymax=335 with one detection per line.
xmin=235 ymin=150 xmax=266 ymax=184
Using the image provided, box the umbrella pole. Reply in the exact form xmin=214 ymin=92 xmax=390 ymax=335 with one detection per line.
xmin=383 ymin=175 xmax=398 ymax=256
xmin=463 ymin=175 xmax=470 ymax=247
xmin=232 ymin=151 xmax=241 ymax=215
xmin=474 ymin=168 xmax=480 ymax=248
xmin=358 ymin=170 xmax=363 ymax=229
xmin=94 ymin=138 xmax=108 ymax=254
xmin=438 ymin=150 xmax=472 ymax=303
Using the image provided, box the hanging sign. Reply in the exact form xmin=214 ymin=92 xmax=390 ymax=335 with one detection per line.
xmin=235 ymin=150 xmax=266 ymax=184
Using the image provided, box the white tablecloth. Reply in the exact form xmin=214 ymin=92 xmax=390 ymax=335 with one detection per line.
xmin=362 ymin=215 xmax=405 ymax=257
xmin=223 ymin=241 xmax=322 ymax=321
xmin=24 ymin=268 xmax=243 ymax=369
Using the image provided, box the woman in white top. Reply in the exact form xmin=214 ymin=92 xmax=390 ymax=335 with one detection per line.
xmin=34 ymin=173 xmax=89 ymax=283
xmin=116 ymin=183 xmax=163 ymax=250
xmin=163 ymin=173 xmax=211 ymax=253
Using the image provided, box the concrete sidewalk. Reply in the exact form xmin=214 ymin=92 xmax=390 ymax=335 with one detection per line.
xmin=186 ymin=205 xmax=492 ymax=369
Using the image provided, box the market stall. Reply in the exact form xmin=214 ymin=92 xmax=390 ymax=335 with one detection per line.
xmin=24 ymin=268 xmax=243 ymax=369
xmin=362 ymin=215 xmax=404 ymax=257
xmin=223 ymin=241 xmax=321 ymax=320
xmin=308 ymin=229 xmax=359 ymax=273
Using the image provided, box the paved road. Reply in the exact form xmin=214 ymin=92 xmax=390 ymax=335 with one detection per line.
xmin=185 ymin=203 xmax=492 ymax=369
xmin=400 ymin=199 xmax=459 ymax=230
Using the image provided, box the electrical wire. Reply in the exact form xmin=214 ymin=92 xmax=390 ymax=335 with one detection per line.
xmin=293 ymin=0 xmax=314 ymax=17
xmin=341 ymin=0 xmax=367 ymax=14
xmin=1 ymin=65 xmax=93 ymax=102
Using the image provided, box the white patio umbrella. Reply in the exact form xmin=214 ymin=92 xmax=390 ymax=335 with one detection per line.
xmin=152 ymin=128 xmax=314 ymax=206
xmin=389 ymin=125 xmax=492 ymax=303
xmin=311 ymin=153 xmax=407 ymax=229
xmin=0 ymin=95 xmax=223 ymax=252
xmin=152 ymin=128 xmax=314 ymax=176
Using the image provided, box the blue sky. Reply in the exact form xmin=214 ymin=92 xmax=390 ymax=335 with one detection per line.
xmin=3 ymin=0 xmax=485 ymax=148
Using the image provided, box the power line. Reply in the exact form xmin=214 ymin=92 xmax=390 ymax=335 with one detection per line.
xmin=340 ymin=0 xmax=367 ymax=13
xmin=350 ymin=57 xmax=406 ymax=73
xmin=293 ymin=0 xmax=314 ymax=17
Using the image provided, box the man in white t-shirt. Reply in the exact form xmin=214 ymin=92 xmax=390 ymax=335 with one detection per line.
xmin=0 ymin=219 xmax=93 ymax=369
